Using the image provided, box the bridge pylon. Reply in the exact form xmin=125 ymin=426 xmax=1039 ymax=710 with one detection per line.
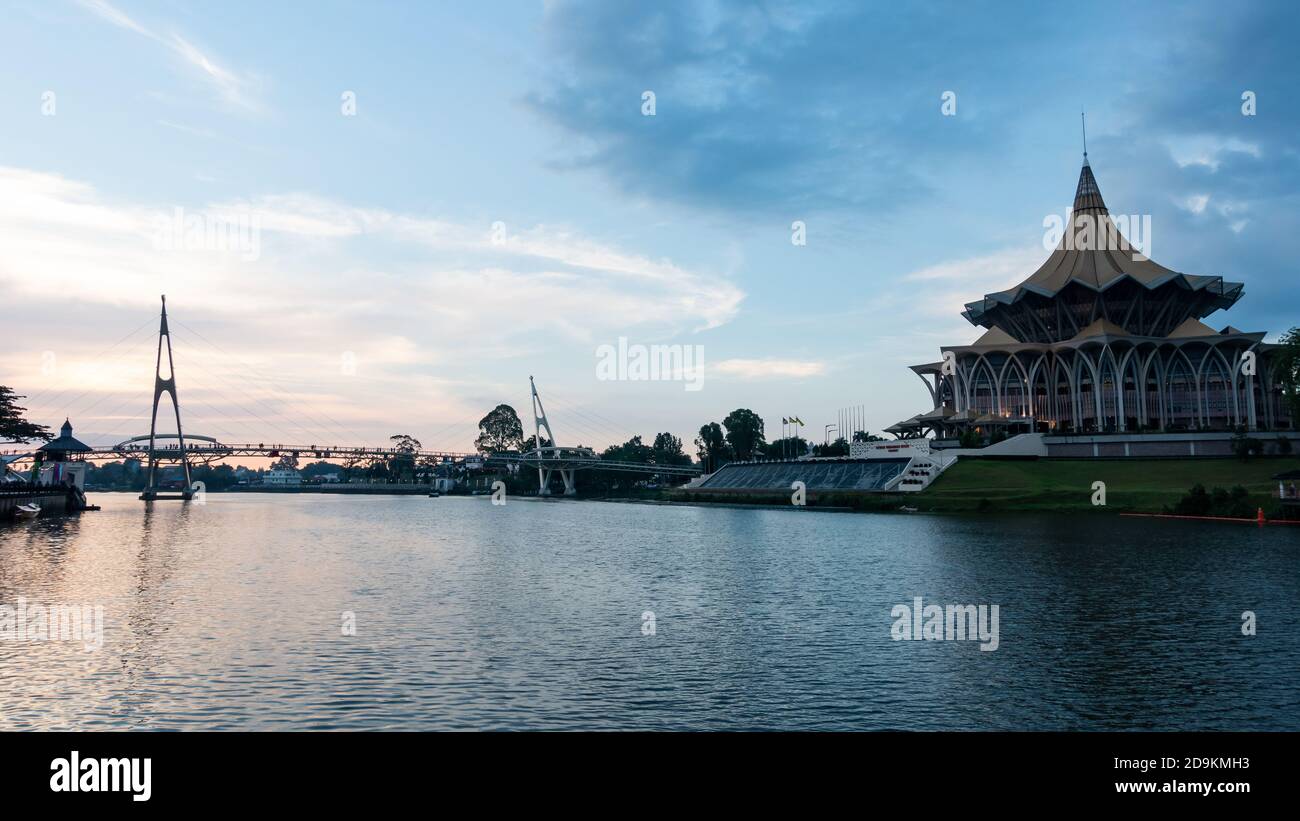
xmin=140 ymin=295 xmax=195 ymax=501
xmin=529 ymin=376 xmax=575 ymax=496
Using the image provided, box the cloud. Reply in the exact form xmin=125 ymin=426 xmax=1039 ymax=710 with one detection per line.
xmin=714 ymin=358 xmax=825 ymax=379
xmin=1177 ymin=194 xmax=1211 ymax=215
xmin=78 ymin=0 xmax=151 ymax=36
xmin=898 ymin=245 xmax=1045 ymax=330
xmin=525 ymin=1 xmax=1089 ymax=217
xmin=0 ymin=166 xmax=746 ymax=448
xmin=1164 ymin=135 xmax=1261 ymax=172
xmin=77 ymin=0 xmax=260 ymax=111
xmin=0 ymin=164 xmax=742 ymax=354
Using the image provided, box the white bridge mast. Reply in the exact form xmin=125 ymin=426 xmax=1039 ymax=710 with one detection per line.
xmin=529 ymin=376 xmax=575 ymax=496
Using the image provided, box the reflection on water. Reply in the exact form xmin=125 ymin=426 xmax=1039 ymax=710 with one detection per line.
xmin=1 ymin=493 xmax=1297 ymax=730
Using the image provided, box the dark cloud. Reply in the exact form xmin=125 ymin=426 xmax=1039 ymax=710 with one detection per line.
xmin=527 ymin=0 xmax=1300 ymax=332
xmin=526 ymin=0 xmax=1083 ymax=216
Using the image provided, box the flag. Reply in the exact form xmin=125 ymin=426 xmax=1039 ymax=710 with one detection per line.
xmin=782 ymin=417 xmax=789 ymax=425
xmin=793 ymin=416 xmax=804 ymax=426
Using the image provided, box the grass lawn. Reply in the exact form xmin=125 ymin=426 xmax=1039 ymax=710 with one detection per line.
xmin=920 ymin=457 xmax=1300 ymax=513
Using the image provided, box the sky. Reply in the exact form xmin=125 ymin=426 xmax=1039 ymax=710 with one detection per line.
xmin=2 ymin=0 xmax=1299 ymax=455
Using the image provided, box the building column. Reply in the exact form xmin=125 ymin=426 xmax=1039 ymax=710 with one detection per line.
xmin=1246 ymin=372 xmax=1258 ymax=431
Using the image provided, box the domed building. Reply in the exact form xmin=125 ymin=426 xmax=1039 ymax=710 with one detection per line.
xmin=900 ymin=156 xmax=1291 ymax=450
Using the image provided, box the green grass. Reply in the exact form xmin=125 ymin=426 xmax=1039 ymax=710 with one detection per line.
xmin=920 ymin=457 xmax=1300 ymax=514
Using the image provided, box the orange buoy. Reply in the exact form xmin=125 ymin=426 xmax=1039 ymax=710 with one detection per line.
xmin=1258 ymin=507 xmax=1266 ymax=525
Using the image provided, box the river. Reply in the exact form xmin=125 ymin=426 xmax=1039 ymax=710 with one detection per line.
xmin=1 ymin=493 xmax=1296 ymax=730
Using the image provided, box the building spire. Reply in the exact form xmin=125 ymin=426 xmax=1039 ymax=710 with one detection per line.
xmin=1071 ymin=114 xmax=1106 ymax=214
xmin=1081 ymin=111 xmax=1089 ymax=166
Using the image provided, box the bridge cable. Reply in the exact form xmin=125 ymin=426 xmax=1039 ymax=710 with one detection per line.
xmin=169 ymin=319 xmax=365 ymax=445
xmin=19 ymin=315 xmax=155 ymax=408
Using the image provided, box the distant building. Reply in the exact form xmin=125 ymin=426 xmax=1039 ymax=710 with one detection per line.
xmin=899 ymin=155 xmax=1290 ymax=440
xmin=264 ymin=466 xmax=302 ymax=486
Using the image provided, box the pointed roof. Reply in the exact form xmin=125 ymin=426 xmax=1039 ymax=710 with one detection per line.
xmin=964 ymin=158 xmax=1243 ymax=321
xmin=38 ymin=418 xmax=92 ymax=454
xmin=1069 ymin=317 xmax=1130 ymax=341
xmin=1166 ymin=317 xmax=1218 ymax=339
xmin=916 ymin=406 xmax=955 ymax=421
xmin=971 ymin=325 xmax=1018 ymax=347
xmin=1072 ymin=159 xmax=1107 ymax=214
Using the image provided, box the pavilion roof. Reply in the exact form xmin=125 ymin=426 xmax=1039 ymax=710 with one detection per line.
xmin=971 ymin=325 xmax=1019 ymax=347
xmin=37 ymin=419 xmax=92 ymax=453
xmin=1068 ymin=317 xmax=1131 ymax=341
xmin=1166 ymin=317 xmax=1220 ymax=339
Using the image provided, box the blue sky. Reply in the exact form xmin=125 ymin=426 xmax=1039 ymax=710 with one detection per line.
xmin=2 ymin=0 xmax=1298 ymax=453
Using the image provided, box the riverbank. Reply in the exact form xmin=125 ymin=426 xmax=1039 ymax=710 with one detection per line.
xmin=661 ymin=456 xmax=1300 ymax=516
xmin=922 ymin=456 xmax=1300 ymax=513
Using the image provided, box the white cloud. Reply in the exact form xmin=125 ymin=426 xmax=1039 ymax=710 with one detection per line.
xmin=714 ymin=358 xmax=826 ymax=379
xmin=0 ymin=166 xmax=746 ymax=449
xmin=899 ymin=245 xmax=1043 ymax=327
xmin=0 ymin=165 xmax=743 ymax=363
xmin=1164 ymin=135 xmax=1261 ymax=172
xmin=78 ymin=0 xmax=151 ymax=36
xmin=77 ymin=0 xmax=260 ymax=111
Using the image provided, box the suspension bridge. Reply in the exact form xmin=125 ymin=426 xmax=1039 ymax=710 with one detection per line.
xmin=5 ymin=297 xmax=700 ymax=499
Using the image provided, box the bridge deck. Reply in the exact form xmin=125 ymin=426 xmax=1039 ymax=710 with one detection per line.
xmin=4 ymin=443 xmax=700 ymax=476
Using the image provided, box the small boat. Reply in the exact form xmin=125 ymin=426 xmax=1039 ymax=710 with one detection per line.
xmin=899 ymin=505 xmax=919 ymax=513
xmin=14 ymin=503 xmax=40 ymax=520
xmin=427 ymin=491 xmax=440 ymax=498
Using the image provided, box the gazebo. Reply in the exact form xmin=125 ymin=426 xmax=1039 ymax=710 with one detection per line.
xmin=35 ymin=419 xmax=93 ymax=488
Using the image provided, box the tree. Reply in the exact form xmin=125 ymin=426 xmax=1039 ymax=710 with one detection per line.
xmin=1231 ymin=427 xmax=1264 ymax=461
xmin=300 ymin=460 xmax=342 ymax=479
xmin=604 ymin=435 xmax=653 ymax=464
xmin=388 ymin=434 xmax=422 ymax=481
xmin=722 ymin=408 xmax=765 ymax=461
xmin=852 ymin=430 xmax=884 ymax=443
xmin=694 ymin=422 xmax=732 ymax=472
xmin=1274 ymin=327 xmax=1300 ymax=428
xmin=588 ymin=435 xmax=655 ymax=492
xmin=475 ymin=404 xmax=524 ymax=454
xmin=0 ymin=386 xmax=51 ymax=443
xmin=520 ymin=434 xmax=553 ymax=454
xmin=767 ymin=436 xmax=810 ymax=459
xmin=813 ymin=436 xmax=849 ymax=457
xmin=650 ymin=432 xmax=692 ymax=484
xmin=650 ymin=432 xmax=690 ymax=466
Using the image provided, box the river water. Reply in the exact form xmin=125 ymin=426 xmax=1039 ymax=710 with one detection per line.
xmin=1 ymin=493 xmax=1296 ymax=730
